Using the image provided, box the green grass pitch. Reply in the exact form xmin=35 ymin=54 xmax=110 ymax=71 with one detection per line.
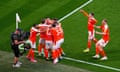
xmin=0 ymin=0 xmax=120 ymax=72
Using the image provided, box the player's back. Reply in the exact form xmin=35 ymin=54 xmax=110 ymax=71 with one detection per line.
xmin=45 ymin=27 xmax=53 ymax=41
xmin=56 ymin=24 xmax=64 ymax=39
xmin=29 ymin=27 xmax=38 ymax=41
xmin=50 ymin=27 xmax=60 ymax=43
xmin=88 ymin=16 xmax=97 ymax=30
xmin=38 ymin=24 xmax=49 ymax=39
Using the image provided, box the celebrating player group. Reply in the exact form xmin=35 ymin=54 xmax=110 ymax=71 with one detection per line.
xmin=80 ymin=9 xmax=110 ymax=61
xmin=26 ymin=18 xmax=65 ymax=64
xmin=12 ymin=9 xmax=110 ymax=68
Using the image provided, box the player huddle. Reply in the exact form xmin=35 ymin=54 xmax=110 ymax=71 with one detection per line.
xmin=11 ymin=9 xmax=110 ymax=68
xmin=80 ymin=10 xmax=110 ymax=60
xmin=26 ymin=18 xmax=65 ymax=64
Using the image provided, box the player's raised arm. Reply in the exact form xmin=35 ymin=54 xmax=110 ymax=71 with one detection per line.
xmin=94 ymin=18 xmax=98 ymax=23
xmin=80 ymin=9 xmax=89 ymax=17
xmin=96 ymin=31 xmax=104 ymax=35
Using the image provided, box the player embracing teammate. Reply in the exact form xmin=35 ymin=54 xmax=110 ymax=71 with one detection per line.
xmin=26 ymin=24 xmax=40 ymax=62
xmin=80 ymin=10 xmax=110 ymax=60
xmin=93 ymin=19 xmax=110 ymax=60
xmin=50 ymin=20 xmax=65 ymax=64
xmin=26 ymin=18 xmax=65 ymax=64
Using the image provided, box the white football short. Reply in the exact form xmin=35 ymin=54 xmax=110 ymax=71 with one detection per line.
xmin=45 ymin=40 xmax=53 ymax=49
xmin=39 ymin=38 xmax=45 ymax=44
xmin=88 ymin=30 xmax=95 ymax=40
xmin=96 ymin=39 xmax=109 ymax=47
xmin=53 ymin=38 xmax=64 ymax=50
xmin=26 ymin=40 xmax=36 ymax=49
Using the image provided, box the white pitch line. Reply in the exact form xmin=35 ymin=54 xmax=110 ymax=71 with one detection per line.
xmin=20 ymin=47 xmax=120 ymax=71
xmin=58 ymin=0 xmax=93 ymax=22
xmin=20 ymin=48 xmax=120 ymax=71
xmin=64 ymin=57 xmax=120 ymax=72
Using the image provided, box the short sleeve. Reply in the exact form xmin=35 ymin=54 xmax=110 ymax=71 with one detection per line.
xmin=12 ymin=34 xmax=18 ymax=40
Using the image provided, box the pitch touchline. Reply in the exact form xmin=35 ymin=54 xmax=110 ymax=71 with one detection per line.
xmin=20 ymin=47 xmax=120 ymax=71
xmin=64 ymin=57 xmax=120 ymax=72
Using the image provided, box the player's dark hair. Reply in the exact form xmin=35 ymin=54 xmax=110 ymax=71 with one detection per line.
xmin=104 ymin=19 xmax=107 ymax=23
xmin=53 ymin=18 xmax=58 ymax=21
xmin=52 ymin=24 xmax=56 ymax=27
xmin=45 ymin=17 xmax=49 ymax=19
xmin=41 ymin=19 xmax=45 ymax=24
xmin=90 ymin=12 xmax=94 ymax=16
xmin=54 ymin=21 xmax=58 ymax=24
xmin=33 ymin=24 xmax=37 ymax=27
xmin=16 ymin=28 xmax=22 ymax=32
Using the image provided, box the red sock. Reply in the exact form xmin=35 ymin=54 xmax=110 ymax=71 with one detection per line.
xmin=93 ymin=38 xmax=98 ymax=43
xmin=55 ymin=50 xmax=58 ymax=58
xmin=38 ymin=43 xmax=45 ymax=53
xmin=27 ymin=48 xmax=32 ymax=57
xmin=59 ymin=48 xmax=62 ymax=54
xmin=43 ymin=44 xmax=45 ymax=54
xmin=52 ymin=50 xmax=57 ymax=59
xmin=100 ymin=50 xmax=106 ymax=57
xmin=43 ymin=44 xmax=45 ymax=49
xmin=31 ymin=49 xmax=35 ymax=59
xmin=57 ymin=49 xmax=61 ymax=57
xmin=44 ymin=48 xmax=48 ymax=59
xmin=38 ymin=44 xmax=42 ymax=53
xmin=87 ymin=41 xmax=91 ymax=48
xmin=96 ymin=46 xmax=100 ymax=55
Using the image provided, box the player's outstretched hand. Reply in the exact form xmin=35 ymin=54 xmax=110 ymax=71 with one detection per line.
xmin=80 ymin=9 xmax=84 ymax=13
xmin=95 ymin=31 xmax=99 ymax=34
